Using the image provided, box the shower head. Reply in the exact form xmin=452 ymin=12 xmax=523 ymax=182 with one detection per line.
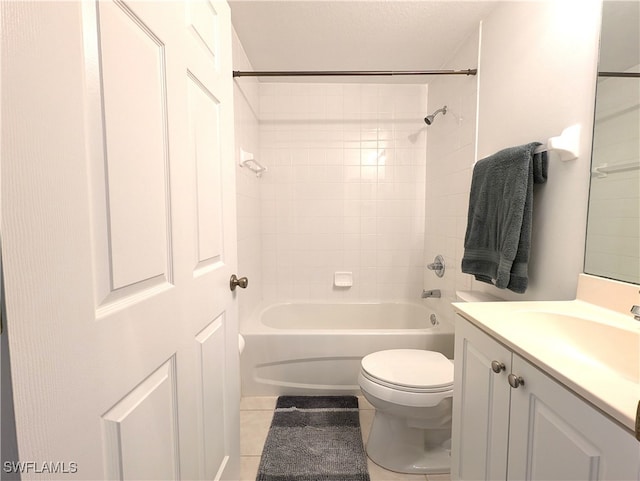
xmin=424 ymin=106 xmax=447 ymax=125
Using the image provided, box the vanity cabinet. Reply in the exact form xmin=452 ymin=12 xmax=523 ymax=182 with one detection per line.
xmin=451 ymin=316 xmax=640 ymax=481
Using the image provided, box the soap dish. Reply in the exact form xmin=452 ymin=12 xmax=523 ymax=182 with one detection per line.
xmin=334 ymin=272 xmax=353 ymax=287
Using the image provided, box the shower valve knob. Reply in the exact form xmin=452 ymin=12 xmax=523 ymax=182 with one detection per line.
xmin=426 ymin=255 xmax=445 ymax=277
xmin=230 ymin=274 xmax=249 ymax=291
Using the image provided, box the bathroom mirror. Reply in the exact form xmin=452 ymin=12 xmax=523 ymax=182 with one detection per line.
xmin=584 ymin=1 xmax=640 ymax=284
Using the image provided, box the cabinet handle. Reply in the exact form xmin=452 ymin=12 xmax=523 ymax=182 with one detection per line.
xmin=491 ymin=360 xmax=506 ymax=373
xmin=508 ymin=373 xmax=525 ymax=388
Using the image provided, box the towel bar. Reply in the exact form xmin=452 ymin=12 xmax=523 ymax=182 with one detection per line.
xmin=592 ymin=160 xmax=640 ymax=178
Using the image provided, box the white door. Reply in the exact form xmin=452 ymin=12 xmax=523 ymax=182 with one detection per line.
xmin=1 ymin=1 xmax=240 ymax=480
xmin=451 ymin=318 xmax=512 ymax=481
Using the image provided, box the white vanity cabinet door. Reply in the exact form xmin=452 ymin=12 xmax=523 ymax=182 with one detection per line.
xmin=507 ymin=354 xmax=640 ymax=481
xmin=452 ymin=318 xmax=512 ymax=481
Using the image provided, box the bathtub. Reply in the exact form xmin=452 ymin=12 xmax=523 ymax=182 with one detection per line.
xmin=240 ymin=302 xmax=454 ymax=396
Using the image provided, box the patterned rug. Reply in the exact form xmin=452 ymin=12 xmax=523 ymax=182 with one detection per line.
xmin=256 ymin=396 xmax=370 ymax=481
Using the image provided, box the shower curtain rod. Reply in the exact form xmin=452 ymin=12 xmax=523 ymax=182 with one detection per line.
xmin=232 ymin=69 xmax=477 ymax=78
xmin=598 ymin=71 xmax=640 ymax=78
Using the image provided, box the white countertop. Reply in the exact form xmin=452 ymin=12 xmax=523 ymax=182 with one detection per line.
xmin=452 ymin=299 xmax=640 ymax=436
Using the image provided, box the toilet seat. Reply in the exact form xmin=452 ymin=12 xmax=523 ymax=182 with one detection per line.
xmin=361 ymin=349 xmax=454 ymax=392
xmin=360 ymin=370 xmax=452 ymax=393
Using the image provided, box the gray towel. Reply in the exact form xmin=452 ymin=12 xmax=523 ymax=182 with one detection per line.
xmin=461 ymin=142 xmax=547 ymax=293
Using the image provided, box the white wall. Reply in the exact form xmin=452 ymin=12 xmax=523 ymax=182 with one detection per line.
xmin=259 ymin=83 xmax=428 ymax=302
xmin=232 ymin=28 xmax=262 ymax=327
xmin=474 ymin=0 xmax=602 ymax=300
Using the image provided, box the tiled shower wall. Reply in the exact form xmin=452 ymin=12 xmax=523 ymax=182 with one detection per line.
xmin=259 ymin=83 xmax=428 ymax=302
xmin=422 ymin=28 xmax=480 ymax=324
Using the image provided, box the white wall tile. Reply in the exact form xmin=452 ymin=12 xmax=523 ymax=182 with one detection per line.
xmin=257 ymin=82 xmax=428 ymax=303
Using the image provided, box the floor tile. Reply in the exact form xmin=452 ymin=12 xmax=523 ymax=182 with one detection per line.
xmin=240 ymin=396 xmax=278 ymax=411
xmin=240 ymin=456 xmax=261 ymax=481
xmin=240 ymin=410 xmax=273 ymax=456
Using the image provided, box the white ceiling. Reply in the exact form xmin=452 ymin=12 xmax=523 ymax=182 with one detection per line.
xmin=229 ymin=1 xmax=500 ymax=77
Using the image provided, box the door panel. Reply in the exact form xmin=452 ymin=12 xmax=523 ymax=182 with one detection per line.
xmin=98 ymin=0 xmax=173 ymax=291
xmin=187 ymin=73 xmax=224 ymax=271
xmin=195 ymin=315 xmax=227 ymax=479
xmin=524 ymin=399 xmax=600 ymax=480
xmin=187 ymin=1 xmax=220 ymax=62
xmin=102 ymin=358 xmax=180 ymax=481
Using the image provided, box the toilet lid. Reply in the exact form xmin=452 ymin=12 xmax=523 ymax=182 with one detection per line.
xmin=361 ymin=349 xmax=453 ymax=390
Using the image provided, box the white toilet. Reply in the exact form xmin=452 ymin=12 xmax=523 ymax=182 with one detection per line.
xmin=358 ymin=290 xmax=501 ymax=474
xmin=359 ymin=349 xmax=453 ymax=474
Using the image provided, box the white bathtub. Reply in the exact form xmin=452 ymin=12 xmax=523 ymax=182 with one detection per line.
xmin=240 ymin=302 xmax=454 ymax=396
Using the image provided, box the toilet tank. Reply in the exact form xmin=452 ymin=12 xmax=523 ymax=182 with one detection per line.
xmin=455 ymin=290 xmax=502 ymax=302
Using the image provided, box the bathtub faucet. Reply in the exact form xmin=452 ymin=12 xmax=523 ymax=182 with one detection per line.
xmin=421 ymin=289 xmax=441 ymax=298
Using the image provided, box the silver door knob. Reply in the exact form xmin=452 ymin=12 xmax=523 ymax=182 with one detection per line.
xmin=508 ymin=373 xmax=525 ymax=388
xmin=491 ymin=360 xmax=506 ymax=373
xmin=230 ymin=274 xmax=248 ymax=291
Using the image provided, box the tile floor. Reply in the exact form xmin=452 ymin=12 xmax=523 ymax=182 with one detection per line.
xmin=240 ymin=396 xmax=452 ymax=481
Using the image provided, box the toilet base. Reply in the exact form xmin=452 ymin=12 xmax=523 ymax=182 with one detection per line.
xmin=366 ymin=410 xmax=451 ymax=474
